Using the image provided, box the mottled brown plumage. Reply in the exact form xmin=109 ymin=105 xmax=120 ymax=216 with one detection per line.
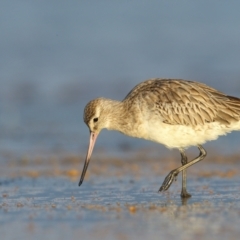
xmin=124 ymin=79 xmax=240 ymax=126
xmin=79 ymin=78 xmax=240 ymax=198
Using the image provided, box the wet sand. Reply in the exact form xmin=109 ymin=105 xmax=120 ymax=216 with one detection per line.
xmin=0 ymin=149 xmax=240 ymax=240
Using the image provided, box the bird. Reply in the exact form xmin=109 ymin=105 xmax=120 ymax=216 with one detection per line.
xmin=78 ymin=78 xmax=240 ymax=198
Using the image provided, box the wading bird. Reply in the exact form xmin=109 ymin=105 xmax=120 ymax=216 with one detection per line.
xmin=79 ymin=78 xmax=240 ymax=198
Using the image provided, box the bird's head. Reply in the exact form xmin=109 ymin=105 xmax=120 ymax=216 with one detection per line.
xmin=79 ymin=98 xmax=114 ymax=186
xmin=83 ymin=98 xmax=110 ymax=134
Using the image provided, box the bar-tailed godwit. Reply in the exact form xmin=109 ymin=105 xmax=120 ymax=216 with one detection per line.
xmin=79 ymin=78 xmax=240 ymax=198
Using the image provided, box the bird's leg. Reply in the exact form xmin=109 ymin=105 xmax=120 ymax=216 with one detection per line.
xmin=159 ymin=145 xmax=207 ymax=193
xmin=180 ymin=149 xmax=191 ymax=198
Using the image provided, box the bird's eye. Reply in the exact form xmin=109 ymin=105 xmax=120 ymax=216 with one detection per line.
xmin=93 ymin=117 xmax=98 ymax=123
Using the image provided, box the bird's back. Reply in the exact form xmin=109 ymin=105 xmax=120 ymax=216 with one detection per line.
xmin=123 ymin=78 xmax=240 ymax=127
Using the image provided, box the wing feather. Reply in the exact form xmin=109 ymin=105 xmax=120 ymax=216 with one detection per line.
xmin=124 ymin=78 xmax=240 ymax=126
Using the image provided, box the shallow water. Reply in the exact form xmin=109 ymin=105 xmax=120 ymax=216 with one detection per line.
xmin=1 ymin=153 xmax=240 ymax=240
xmin=1 ymin=175 xmax=240 ymax=240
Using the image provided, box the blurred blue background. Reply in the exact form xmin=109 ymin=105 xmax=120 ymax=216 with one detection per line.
xmin=1 ymin=0 xmax=240 ymax=157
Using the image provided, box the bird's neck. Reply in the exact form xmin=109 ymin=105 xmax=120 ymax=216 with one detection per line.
xmin=103 ymin=99 xmax=133 ymax=133
xmin=102 ymin=98 xmax=148 ymax=139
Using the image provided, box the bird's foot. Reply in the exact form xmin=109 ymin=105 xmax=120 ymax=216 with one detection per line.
xmin=159 ymin=170 xmax=178 ymax=192
xmin=181 ymin=189 xmax=192 ymax=198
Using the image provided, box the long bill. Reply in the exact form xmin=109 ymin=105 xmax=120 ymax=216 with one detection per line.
xmin=78 ymin=131 xmax=98 ymax=186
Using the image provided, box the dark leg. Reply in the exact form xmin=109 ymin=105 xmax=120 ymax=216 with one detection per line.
xmin=159 ymin=145 xmax=207 ymax=195
xmin=180 ymin=149 xmax=191 ymax=198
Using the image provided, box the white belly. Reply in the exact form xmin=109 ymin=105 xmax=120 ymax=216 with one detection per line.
xmin=142 ymin=120 xmax=240 ymax=149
